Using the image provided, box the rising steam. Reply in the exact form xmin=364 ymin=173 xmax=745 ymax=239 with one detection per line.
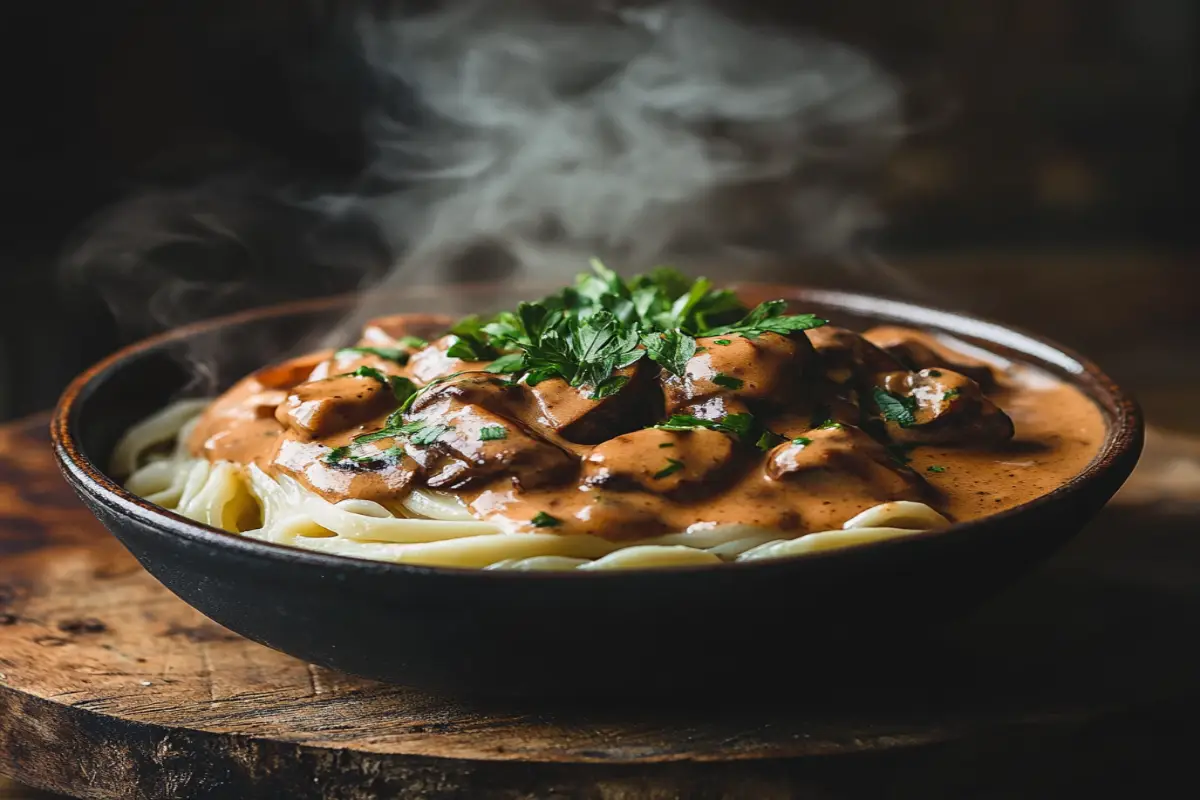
xmin=344 ymin=0 xmax=902 ymax=289
xmin=63 ymin=0 xmax=903 ymax=384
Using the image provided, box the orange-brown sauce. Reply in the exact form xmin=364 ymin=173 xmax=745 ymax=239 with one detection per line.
xmin=187 ymin=314 xmax=1106 ymax=539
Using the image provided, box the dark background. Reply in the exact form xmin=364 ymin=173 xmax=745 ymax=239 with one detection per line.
xmin=0 ymin=0 xmax=1196 ymax=421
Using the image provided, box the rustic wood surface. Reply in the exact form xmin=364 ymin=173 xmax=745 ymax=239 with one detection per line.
xmin=3 ymin=250 xmax=1200 ymax=798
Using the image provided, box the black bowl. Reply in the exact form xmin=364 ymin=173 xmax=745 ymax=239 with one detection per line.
xmin=51 ymin=285 xmax=1143 ymax=696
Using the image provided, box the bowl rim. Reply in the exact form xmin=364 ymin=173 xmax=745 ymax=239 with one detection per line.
xmin=51 ymin=282 xmax=1144 ymax=580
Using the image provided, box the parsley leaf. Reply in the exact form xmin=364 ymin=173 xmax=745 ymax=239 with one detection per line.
xmin=654 ymin=412 xmax=758 ymax=442
xmin=348 ymin=365 xmax=390 ymax=385
xmin=336 ymin=346 xmax=410 ymax=365
xmin=323 ymin=446 xmax=351 ymax=465
xmin=389 ymin=376 xmax=418 ymax=405
xmin=712 ymin=373 xmax=744 ymax=390
xmin=701 ymin=299 xmax=826 ymax=339
xmin=873 ymin=387 xmax=918 ymax=428
xmin=927 ymin=465 xmax=947 ymax=473
xmin=409 ymin=423 xmax=452 ymax=446
xmin=479 ymin=426 xmax=507 ymax=441
xmin=942 ymin=388 xmax=960 ymax=401
xmin=792 ymin=436 xmax=813 ymax=446
xmin=639 ymin=329 xmax=696 ymax=377
xmin=398 ymin=336 xmax=429 ymax=349
xmin=589 ymin=374 xmax=629 ymax=399
xmin=713 ymin=338 xmax=732 ymax=346
xmin=653 ymin=458 xmax=685 ymax=479
xmin=445 ymin=316 xmax=500 ymax=361
xmin=531 ymin=511 xmax=561 ymax=528
xmin=484 ymin=353 xmax=525 ymax=374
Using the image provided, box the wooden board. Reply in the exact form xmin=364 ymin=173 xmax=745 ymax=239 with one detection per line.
xmin=2 ymin=415 xmax=1200 ymax=799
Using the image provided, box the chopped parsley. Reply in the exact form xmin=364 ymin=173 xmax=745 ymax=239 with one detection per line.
xmin=479 ymin=426 xmax=507 ymax=441
xmin=388 ymin=376 xmax=418 ymax=405
xmin=445 ymin=316 xmax=500 ymax=361
xmin=713 ymin=338 xmax=732 ymax=346
xmin=816 ymin=419 xmax=846 ymax=430
xmin=408 ymin=422 xmax=452 ymax=447
xmin=654 ymin=412 xmax=759 ymax=444
xmin=700 ymin=299 xmax=826 ymax=339
xmin=943 ymin=388 xmax=961 ymax=401
xmin=531 ymin=512 xmax=562 ymax=528
xmin=483 ymin=353 xmax=525 ymax=374
xmin=927 ymin=465 xmax=948 ymax=473
xmin=397 ymin=336 xmax=428 ymax=349
xmin=388 ymin=260 xmax=824 ymax=398
xmin=589 ymin=374 xmax=629 ymax=400
xmin=653 ymin=458 xmax=686 ymax=479
xmin=712 ymin=373 xmax=744 ymax=390
xmin=323 ymin=446 xmax=351 ymax=465
xmin=348 ymin=365 xmax=390 ymax=385
xmin=639 ymin=329 xmax=697 ymax=377
xmin=792 ymin=436 xmax=813 ymax=446
xmin=336 ymin=346 xmax=410 ymax=365
xmin=873 ymin=387 xmax=918 ymax=428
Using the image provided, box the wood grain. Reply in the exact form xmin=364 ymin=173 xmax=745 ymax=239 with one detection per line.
xmin=3 ymin=413 xmax=1200 ymax=798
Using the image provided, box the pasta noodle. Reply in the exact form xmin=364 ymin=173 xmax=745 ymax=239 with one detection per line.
xmin=114 ymin=400 xmax=953 ymax=570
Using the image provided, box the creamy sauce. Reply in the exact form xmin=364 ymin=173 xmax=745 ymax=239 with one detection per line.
xmin=187 ymin=314 xmax=1106 ymax=540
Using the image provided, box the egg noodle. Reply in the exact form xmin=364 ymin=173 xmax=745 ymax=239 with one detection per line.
xmin=113 ymin=400 xmax=952 ymax=570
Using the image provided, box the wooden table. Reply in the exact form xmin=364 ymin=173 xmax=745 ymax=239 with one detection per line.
xmin=3 ymin=248 xmax=1199 ymax=798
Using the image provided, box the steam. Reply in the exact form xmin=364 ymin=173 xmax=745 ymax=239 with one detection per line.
xmin=63 ymin=0 xmax=904 ymax=386
xmin=341 ymin=0 xmax=902 ymax=310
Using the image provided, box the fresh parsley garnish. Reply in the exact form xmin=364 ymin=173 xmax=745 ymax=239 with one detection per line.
xmin=479 ymin=426 xmax=507 ymax=441
xmin=348 ymin=365 xmax=390 ymax=385
xmin=514 ymin=309 xmax=642 ymax=391
xmin=712 ymin=373 xmax=744 ymax=390
xmin=483 ymin=353 xmax=525 ymax=374
xmin=409 ymin=423 xmax=452 ymax=446
xmin=419 ymin=260 xmax=824 ymax=393
xmin=323 ymin=446 xmax=351 ymax=465
xmin=336 ymin=346 xmax=410 ymax=365
xmin=816 ymin=419 xmax=846 ymax=430
xmin=792 ymin=436 xmax=813 ymax=446
xmin=389 ymin=376 xmax=418 ymax=405
xmin=398 ymin=336 xmax=428 ymax=349
xmin=653 ymin=458 xmax=685 ymax=479
xmin=531 ymin=512 xmax=562 ymax=528
xmin=589 ymin=374 xmax=629 ymax=400
xmin=943 ymin=389 xmax=960 ymax=401
xmin=654 ymin=412 xmax=758 ymax=442
xmin=700 ymin=299 xmax=826 ymax=340
xmin=639 ymin=329 xmax=696 ymax=377
xmin=927 ymin=465 xmax=947 ymax=473
xmin=445 ymin=316 xmax=500 ymax=361
xmin=713 ymin=338 xmax=732 ymax=346
xmin=873 ymin=387 xmax=918 ymax=428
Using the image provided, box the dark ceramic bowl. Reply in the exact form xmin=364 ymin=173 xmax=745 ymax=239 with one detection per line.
xmin=52 ymin=285 xmax=1142 ymax=696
